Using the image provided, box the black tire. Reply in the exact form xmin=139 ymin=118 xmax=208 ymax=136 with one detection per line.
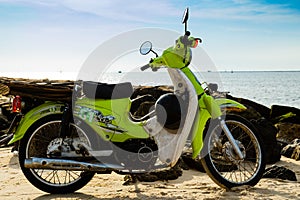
xmin=200 ymin=114 xmax=266 ymax=189
xmin=19 ymin=115 xmax=95 ymax=194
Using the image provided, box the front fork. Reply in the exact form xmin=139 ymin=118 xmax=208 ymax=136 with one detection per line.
xmin=219 ymin=117 xmax=245 ymax=160
xmin=60 ymin=103 xmax=72 ymax=139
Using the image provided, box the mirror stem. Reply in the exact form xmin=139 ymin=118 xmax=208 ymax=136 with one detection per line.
xmin=151 ymin=50 xmax=158 ymax=58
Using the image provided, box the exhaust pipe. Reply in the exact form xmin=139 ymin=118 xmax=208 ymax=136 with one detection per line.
xmin=24 ymin=157 xmax=124 ymax=171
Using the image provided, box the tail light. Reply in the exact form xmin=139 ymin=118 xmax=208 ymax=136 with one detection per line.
xmin=12 ymin=95 xmax=22 ymax=113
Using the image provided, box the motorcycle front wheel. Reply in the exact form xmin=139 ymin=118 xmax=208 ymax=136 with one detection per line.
xmin=19 ymin=115 xmax=95 ymax=194
xmin=201 ymin=114 xmax=266 ymax=189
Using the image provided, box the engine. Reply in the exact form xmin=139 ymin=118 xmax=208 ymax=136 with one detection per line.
xmin=112 ymin=139 xmax=158 ymax=170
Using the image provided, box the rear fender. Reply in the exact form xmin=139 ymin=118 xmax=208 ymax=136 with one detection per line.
xmin=8 ymin=102 xmax=64 ymax=144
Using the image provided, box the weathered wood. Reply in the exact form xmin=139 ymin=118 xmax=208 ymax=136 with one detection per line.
xmin=0 ymin=77 xmax=74 ymax=102
xmin=0 ymin=83 xmax=9 ymax=95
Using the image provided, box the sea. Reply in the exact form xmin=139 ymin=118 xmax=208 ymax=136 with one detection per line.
xmin=1 ymin=71 xmax=299 ymax=108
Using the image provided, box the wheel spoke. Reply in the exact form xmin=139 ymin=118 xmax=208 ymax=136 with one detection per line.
xmin=68 ymin=171 xmax=79 ymax=181
xmin=54 ymin=170 xmax=61 ymax=184
xmin=48 ymin=170 xmax=56 ymax=183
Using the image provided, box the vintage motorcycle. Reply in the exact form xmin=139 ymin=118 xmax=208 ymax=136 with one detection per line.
xmin=9 ymin=8 xmax=266 ymax=193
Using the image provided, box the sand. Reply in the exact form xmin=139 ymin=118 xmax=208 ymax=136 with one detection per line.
xmin=0 ymin=147 xmax=299 ymax=200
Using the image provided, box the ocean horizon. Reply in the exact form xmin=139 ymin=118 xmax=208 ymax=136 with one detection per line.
xmin=1 ymin=70 xmax=299 ymax=108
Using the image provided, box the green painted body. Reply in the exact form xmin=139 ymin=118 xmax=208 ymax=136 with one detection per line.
xmin=9 ymin=35 xmax=247 ymax=160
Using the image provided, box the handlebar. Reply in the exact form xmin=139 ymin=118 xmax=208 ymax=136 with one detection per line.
xmin=140 ymin=64 xmax=151 ymax=71
xmin=140 ymin=32 xmax=202 ymax=71
xmin=180 ymin=31 xmax=202 ymax=47
xmin=140 ymin=64 xmax=159 ymax=72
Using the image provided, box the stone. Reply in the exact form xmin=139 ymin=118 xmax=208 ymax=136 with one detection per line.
xmin=130 ymin=94 xmax=155 ymax=117
xmin=271 ymin=105 xmax=300 ymax=124
xmin=134 ymin=101 xmax=155 ymax=117
xmin=281 ymin=139 xmax=300 ymax=160
xmin=181 ymin=152 xmax=205 ymax=172
xmin=291 ymin=145 xmax=300 ymax=161
xmin=263 ymin=165 xmax=297 ymax=181
xmin=276 ymin=123 xmax=300 ymax=143
xmin=131 ymin=85 xmax=173 ymax=100
xmin=251 ymin=118 xmax=281 ymax=164
xmin=226 ymin=94 xmax=271 ymax=120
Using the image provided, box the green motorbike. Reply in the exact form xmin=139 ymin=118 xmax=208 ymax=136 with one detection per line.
xmin=10 ymin=8 xmax=265 ymax=193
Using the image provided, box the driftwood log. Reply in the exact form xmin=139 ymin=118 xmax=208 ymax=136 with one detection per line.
xmin=0 ymin=77 xmax=74 ymax=102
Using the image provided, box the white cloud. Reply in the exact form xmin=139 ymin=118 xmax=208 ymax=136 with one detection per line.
xmin=2 ymin=0 xmax=299 ymax=24
xmin=192 ymin=1 xmax=300 ymax=23
xmin=1 ymin=0 xmax=180 ymax=24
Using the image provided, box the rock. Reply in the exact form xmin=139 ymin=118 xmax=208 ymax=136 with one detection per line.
xmin=291 ymin=145 xmax=300 ymax=161
xmin=181 ymin=152 xmax=205 ymax=172
xmin=263 ymin=165 xmax=297 ymax=181
xmin=150 ymin=165 xmax=183 ymax=181
xmin=134 ymin=102 xmax=155 ymax=117
xmin=207 ymin=83 xmax=218 ymax=93
xmin=226 ymin=94 xmax=271 ymax=120
xmin=250 ymin=118 xmax=281 ymax=164
xmin=130 ymin=94 xmax=155 ymax=116
xmin=227 ymin=104 xmax=262 ymax=121
xmin=276 ymin=123 xmax=300 ymax=143
xmin=281 ymin=139 xmax=300 ymax=160
xmin=271 ymin=105 xmax=300 ymax=124
xmin=131 ymin=85 xmax=173 ymax=100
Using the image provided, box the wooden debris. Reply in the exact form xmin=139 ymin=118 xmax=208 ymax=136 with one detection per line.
xmin=0 ymin=77 xmax=74 ymax=102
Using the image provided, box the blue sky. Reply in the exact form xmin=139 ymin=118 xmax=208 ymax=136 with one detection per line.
xmin=0 ymin=0 xmax=300 ymax=77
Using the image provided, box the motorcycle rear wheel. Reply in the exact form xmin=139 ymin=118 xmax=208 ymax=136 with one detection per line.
xmin=201 ymin=114 xmax=266 ymax=189
xmin=19 ymin=115 xmax=95 ymax=194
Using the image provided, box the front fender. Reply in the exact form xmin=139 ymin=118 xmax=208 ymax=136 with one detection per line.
xmin=8 ymin=102 xmax=64 ymax=144
xmin=215 ymin=98 xmax=247 ymax=112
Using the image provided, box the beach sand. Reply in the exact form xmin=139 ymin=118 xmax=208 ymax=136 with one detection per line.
xmin=0 ymin=147 xmax=299 ymax=200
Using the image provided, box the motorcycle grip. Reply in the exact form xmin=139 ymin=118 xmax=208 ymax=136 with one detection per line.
xmin=141 ymin=64 xmax=151 ymax=71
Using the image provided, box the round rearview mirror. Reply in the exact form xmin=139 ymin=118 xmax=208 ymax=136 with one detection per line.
xmin=182 ymin=7 xmax=189 ymax=24
xmin=139 ymin=41 xmax=152 ymax=55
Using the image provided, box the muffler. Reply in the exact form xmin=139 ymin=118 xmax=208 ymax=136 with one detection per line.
xmin=24 ymin=157 xmax=124 ymax=171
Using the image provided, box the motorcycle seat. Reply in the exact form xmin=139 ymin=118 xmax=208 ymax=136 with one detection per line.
xmin=83 ymin=81 xmax=133 ymax=99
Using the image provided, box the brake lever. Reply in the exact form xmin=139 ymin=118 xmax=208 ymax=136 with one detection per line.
xmin=152 ymin=67 xmax=158 ymax=72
